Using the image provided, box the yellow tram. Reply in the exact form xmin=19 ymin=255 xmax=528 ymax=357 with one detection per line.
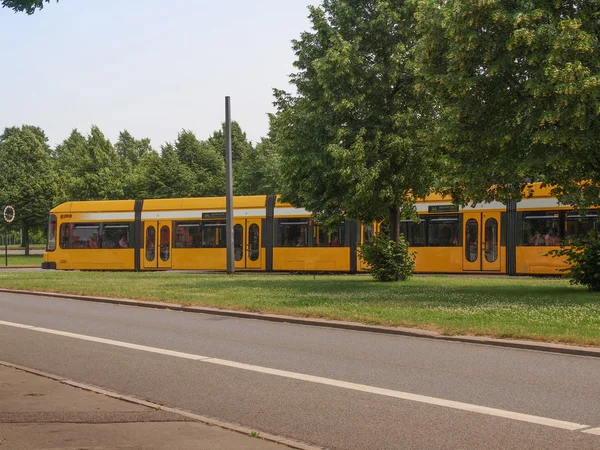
xmin=42 ymin=185 xmax=597 ymax=275
xmin=42 ymin=195 xmax=372 ymax=272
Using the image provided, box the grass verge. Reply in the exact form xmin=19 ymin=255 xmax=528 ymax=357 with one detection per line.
xmin=0 ymin=255 xmax=43 ymax=266
xmin=0 ymin=271 xmax=598 ymax=346
xmin=2 ymin=244 xmax=46 ymax=250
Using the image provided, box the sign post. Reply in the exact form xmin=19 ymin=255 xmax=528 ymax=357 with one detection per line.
xmin=2 ymin=205 xmax=15 ymax=267
xmin=225 ymin=97 xmax=235 ymax=274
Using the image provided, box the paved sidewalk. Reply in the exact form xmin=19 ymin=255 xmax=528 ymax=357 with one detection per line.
xmin=0 ymin=364 xmax=295 ymax=450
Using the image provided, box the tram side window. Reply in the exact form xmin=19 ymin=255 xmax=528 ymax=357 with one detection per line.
xmin=202 ymin=221 xmax=226 ymax=247
xmin=59 ymin=224 xmax=69 ymax=249
xmin=276 ymin=219 xmax=308 ymax=247
xmin=47 ymin=215 xmax=57 ymax=251
xmin=174 ymin=222 xmax=202 ymax=248
xmin=59 ymin=223 xmax=100 ymax=249
xmin=400 ymin=217 xmax=427 ymax=246
xmin=520 ymin=211 xmax=560 ymax=246
xmin=565 ymin=211 xmax=599 ymax=238
xmin=312 ymin=221 xmax=346 ymax=247
xmin=102 ymin=223 xmax=132 ymax=248
xmin=427 ymin=215 xmax=461 ymax=246
xmin=173 ymin=221 xmax=226 ymax=248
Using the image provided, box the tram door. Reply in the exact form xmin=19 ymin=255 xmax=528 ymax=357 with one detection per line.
xmin=143 ymin=221 xmax=172 ymax=269
xmin=233 ymin=219 xmax=262 ymax=270
xmin=462 ymin=212 xmax=501 ymax=271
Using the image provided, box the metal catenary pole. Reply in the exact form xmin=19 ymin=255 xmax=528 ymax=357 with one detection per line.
xmin=225 ymin=96 xmax=235 ymax=273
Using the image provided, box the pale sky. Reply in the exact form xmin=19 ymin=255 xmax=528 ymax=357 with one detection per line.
xmin=0 ymin=0 xmax=316 ymax=148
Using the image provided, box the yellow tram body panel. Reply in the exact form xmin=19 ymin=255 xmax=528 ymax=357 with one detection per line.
xmin=515 ymin=247 xmax=567 ymax=275
xmin=412 ymin=247 xmax=463 ymax=273
xmin=272 ymin=248 xmax=351 ymax=272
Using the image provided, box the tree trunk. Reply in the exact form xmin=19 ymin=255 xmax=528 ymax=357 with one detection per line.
xmin=389 ymin=205 xmax=400 ymax=244
xmin=23 ymin=226 xmax=29 ymax=256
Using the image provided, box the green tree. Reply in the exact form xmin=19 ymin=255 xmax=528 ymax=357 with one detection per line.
xmin=1 ymin=0 xmax=54 ymax=14
xmin=272 ymin=0 xmax=436 ymax=242
xmin=416 ymin=0 xmax=600 ymax=207
xmin=53 ymin=129 xmax=86 ymax=203
xmin=206 ymin=121 xmax=255 ymax=193
xmin=53 ymin=126 xmax=124 ymax=201
xmin=174 ymin=130 xmax=225 ymax=197
xmin=1 ymin=125 xmax=48 ymax=143
xmin=114 ymin=130 xmax=156 ymax=199
xmin=115 ymin=130 xmax=153 ymax=167
xmin=207 ymin=121 xmax=253 ymax=165
xmin=142 ymin=144 xmax=198 ymax=198
xmin=235 ymin=136 xmax=281 ymax=195
xmin=0 ymin=125 xmax=58 ymax=255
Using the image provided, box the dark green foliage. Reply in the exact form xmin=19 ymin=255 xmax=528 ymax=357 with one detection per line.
xmin=1 ymin=0 xmax=53 ymax=14
xmin=174 ymin=130 xmax=225 ymax=197
xmin=549 ymin=234 xmax=600 ymax=292
xmin=0 ymin=125 xmax=58 ymax=254
xmin=115 ymin=131 xmax=158 ymax=200
xmin=53 ymin=127 xmax=125 ymax=201
xmin=359 ymin=233 xmax=415 ymax=282
xmin=235 ymin=137 xmax=281 ymax=195
xmin=416 ymin=0 xmax=600 ymax=208
xmin=207 ymin=121 xmax=253 ymax=165
xmin=115 ymin=130 xmax=153 ymax=167
xmin=272 ymin=0 xmax=436 ymax=242
xmin=206 ymin=121 xmax=277 ymax=195
xmin=141 ymin=144 xmax=198 ymax=198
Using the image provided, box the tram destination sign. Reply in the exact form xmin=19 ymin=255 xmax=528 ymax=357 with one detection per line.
xmin=202 ymin=212 xmax=227 ymax=219
xmin=428 ymin=205 xmax=459 ymax=213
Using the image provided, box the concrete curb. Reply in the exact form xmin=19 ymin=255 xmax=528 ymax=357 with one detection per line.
xmin=2 ymin=288 xmax=600 ymax=359
xmin=0 ymin=360 xmax=321 ymax=450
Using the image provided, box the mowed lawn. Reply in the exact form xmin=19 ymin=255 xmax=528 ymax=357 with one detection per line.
xmin=0 ymin=255 xmax=43 ymax=266
xmin=4 ymin=244 xmax=46 ymax=250
xmin=0 ymin=271 xmax=598 ymax=346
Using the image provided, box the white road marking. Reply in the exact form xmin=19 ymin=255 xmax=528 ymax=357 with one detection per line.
xmin=0 ymin=319 xmax=595 ymax=433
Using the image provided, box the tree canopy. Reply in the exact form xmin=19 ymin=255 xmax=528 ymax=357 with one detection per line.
xmin=272 ymin=0 xmax=436 ymax=240
xmin=53 ymin=127 xmax=125 ymax=201
xmin=141 ymin=143 xmax=198 ymax=199
xmin=235 ymin=135 xmax=281 ymax=196
xmin=1 ymin=0 xmax=54 ymax=14
xmin=416 ymin=0 xmax=600 ymax=207
xmin=174 ymin=130 xmax=226 ymax=197
xmin=0 ymin=125 xmax=58 ymax=252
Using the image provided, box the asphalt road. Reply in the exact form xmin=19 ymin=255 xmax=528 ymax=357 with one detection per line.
xmin=1 ymin=292 xmax=599 ymax=449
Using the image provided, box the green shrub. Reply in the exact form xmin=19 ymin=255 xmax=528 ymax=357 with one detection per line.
xmin=359 ymin=233 xmax=416 ymax=282
xmin=549 ymin=233 xmax=600 ymax=291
